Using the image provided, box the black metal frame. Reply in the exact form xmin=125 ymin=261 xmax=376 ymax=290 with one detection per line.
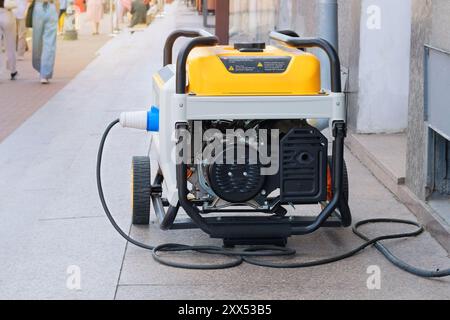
xmin=151 ymin=29 xmax=351 ymax=244
xmin=163 ymin=29 xmax=218 ymax=67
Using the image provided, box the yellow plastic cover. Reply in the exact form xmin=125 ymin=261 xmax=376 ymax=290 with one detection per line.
xmin=186 ymin=45 xmax=321 ymax=96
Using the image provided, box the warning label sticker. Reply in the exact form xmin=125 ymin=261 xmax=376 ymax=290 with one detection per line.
xmin=220 ymin=56 xmax=291 ymax=74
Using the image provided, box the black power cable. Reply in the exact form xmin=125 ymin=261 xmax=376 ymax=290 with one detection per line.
xmin=97 ymin=119 xmax=450 ymax=276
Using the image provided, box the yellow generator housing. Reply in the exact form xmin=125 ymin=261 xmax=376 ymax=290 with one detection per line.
xmin=186 ymin=45 xmax=321 ymax=96
xmin=117 ymin=29 xmax=351 ymax=249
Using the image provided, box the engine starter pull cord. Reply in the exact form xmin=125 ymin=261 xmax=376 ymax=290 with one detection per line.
xmin=97 ymin=119 xmax=450 ymax=276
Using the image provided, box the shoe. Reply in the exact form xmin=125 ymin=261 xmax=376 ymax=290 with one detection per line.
xmin=40 ymin=78 xmax=49 ymax=84
xmin=10 ymin=72 xmax=18 ymax=80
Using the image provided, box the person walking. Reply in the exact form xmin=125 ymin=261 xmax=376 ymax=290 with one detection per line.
xmin=129 ymin=0 xmax=147 ymax=28
xmin=86 ymin=0 xmax=103 ymax=35
xmin=57 ymin=0 xmax=66 ymax=35
xmin=113 ymin=0 xmax=123 ymax=32
xmin=0 ymin=0 xmax=18 ymax=80
xmin=32 ymin=0 xmax=59 ymax=84
xmin=14 ymin=0 xmax=28 ymax=60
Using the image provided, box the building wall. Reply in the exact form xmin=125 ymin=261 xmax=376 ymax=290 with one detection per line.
xmin=279 ymin=0 xmax=318 ymax=37
xmin=229 ymin=0 xmax=318 ymax=42
xmin=356 ymin=0 xmax=412 ymax=133
xmin=406 ymin=0 xmax=450 ymax=200
xmin=405 ymin=0 xmax=432 ymax=200
xmin=294 ymin=0 xmax=411 ymax=134
xmin=337 ymin=0 xmax=361 ymax=131
xmin=431 ymin=0 xmax=450 ymax=51
xmin=229 ymin=0 xmax=278 ymax=42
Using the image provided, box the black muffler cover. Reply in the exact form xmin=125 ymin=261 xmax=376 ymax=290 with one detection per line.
xmin=280 ymin=127 xmax=328 ymax=204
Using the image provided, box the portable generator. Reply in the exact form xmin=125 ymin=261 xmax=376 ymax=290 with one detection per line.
xmin=118 ymin=29 xmax=351 ymax=247
xmin=97 ymin=29 xmax=450 ymax=276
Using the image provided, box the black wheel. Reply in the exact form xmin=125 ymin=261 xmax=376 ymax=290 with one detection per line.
xmin=131 ymin=156 xmax=151 ymax=225
xmin=341 ymin=158 xmax=349 ymax=203
xmin=328 ymin=156 xmax=349 ymax=203
xmin=328 ymin=156 xmax=351 ymax=227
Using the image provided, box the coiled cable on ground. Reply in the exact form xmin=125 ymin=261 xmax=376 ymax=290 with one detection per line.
xmin=97 ymin=119 xmax=450 ymax=276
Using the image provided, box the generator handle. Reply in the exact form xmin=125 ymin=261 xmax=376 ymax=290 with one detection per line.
xmin=164 ymin=29 xmax=216 ymax=66
xmin=270 ymin=31 xmax=342 ymax=93
xmin=275 ymin=29 xmax=300 ymax=37
xmin=176 ymin=35 xmax=220 ymax=94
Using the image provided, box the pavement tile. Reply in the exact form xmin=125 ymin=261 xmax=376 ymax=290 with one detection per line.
xmin=0 ymin=217 xmax=126 ymax=300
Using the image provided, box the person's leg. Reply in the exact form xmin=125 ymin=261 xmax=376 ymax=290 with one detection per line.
xmin=0 ymin=14 xmax=6 ymax=76
xmin=32 ymin=4 xmax=45 ymax=74
xmin=40 ymin=6 xmax=57 ymax=79
xmin=92 ymin=21 xmax=100 ymax=35
xmin=3 ymin=12 xmax=17 ymax=75
xmin=129 ymin=2 xmax=137 ymax=27
xmin=74 ymin=6 xmax=80 ymax=30
xmin=16 ymin=18 xmax=27 ymax=58
xmin=115 ymin=0 xmax=124 ymax=29
xmin=113 ymin=0 xmax=117 ymax=29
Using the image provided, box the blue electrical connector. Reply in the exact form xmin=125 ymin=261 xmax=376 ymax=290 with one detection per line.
xmin=147 ymin=106 xmax=159 ymax=132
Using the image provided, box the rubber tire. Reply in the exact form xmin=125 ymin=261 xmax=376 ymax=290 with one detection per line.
xmin=328 ymin=156 xmax=349 ymax=203
xmin=131 ymin=156 xmax=151 ymax=225
xmin=328 ymin=156 xmax=351 ymax=227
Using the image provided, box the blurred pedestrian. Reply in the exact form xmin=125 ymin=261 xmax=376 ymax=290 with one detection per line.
xmin=120 ymin=0 xmax=130 ymax=12
xmin=0 ymin=0 xmax=18 ymax=80
xmin=129 ymin=0 xmax=147 ymax=28
xmin=86 ymin=0 xmax=103 ymax=35
xmin=58 ymin=0 xmax=66 ymax=34
xmin=73 ymin=0 xmax=82 ymax=30
xmin=32 ymin=0 xmax=59 ymax=84
xmin=14 ymin=0 xmax=28 ymax=60
xmin=74 ymin=0 xmax=84 ymax=12
xmin=113 ymin=0 xmax=123 ymax=32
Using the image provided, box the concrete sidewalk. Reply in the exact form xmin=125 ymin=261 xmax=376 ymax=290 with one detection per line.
xmin=0 ymin=1 xmax=449 ymax=300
